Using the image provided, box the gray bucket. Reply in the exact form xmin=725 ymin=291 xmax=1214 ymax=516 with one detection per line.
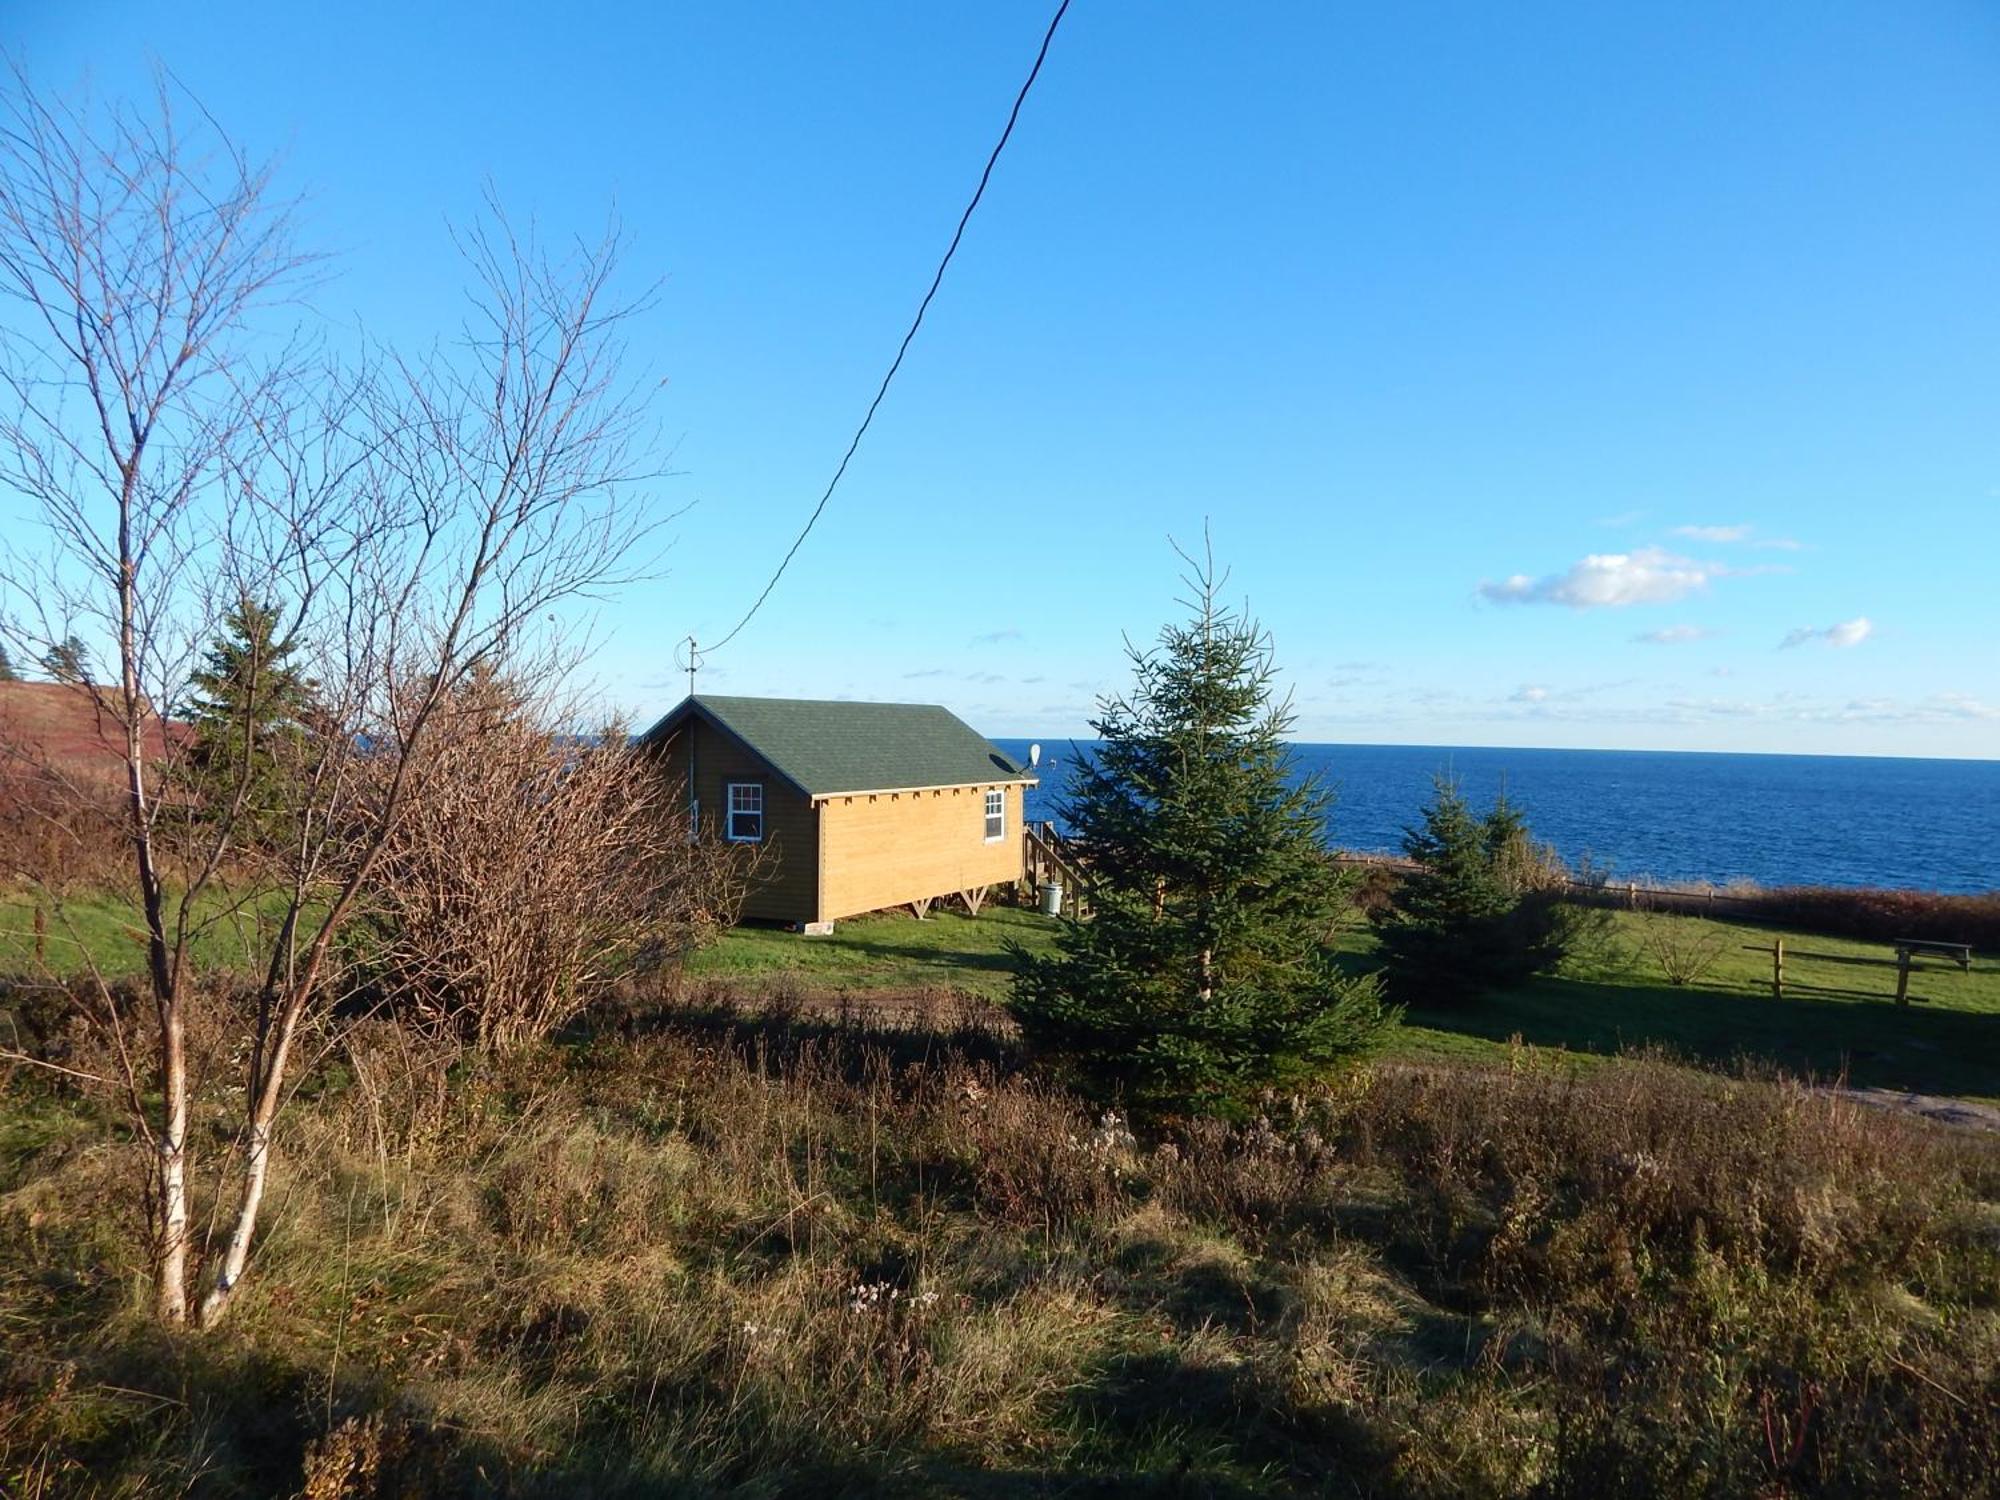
xmin=1038 ymin=881 xmax=1064 ymax=917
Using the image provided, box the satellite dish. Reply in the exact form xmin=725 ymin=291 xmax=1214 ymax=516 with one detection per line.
xmin=1029 ymin=742 xmax=1042 ymax=769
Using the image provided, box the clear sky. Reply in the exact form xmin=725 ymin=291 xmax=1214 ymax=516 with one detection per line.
xmin=11 ymin=1 xmax=2000 ymax=757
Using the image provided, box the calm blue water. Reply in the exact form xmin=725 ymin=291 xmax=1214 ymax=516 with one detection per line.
xmin=990 ymin=740 xmax=2000 ymax=894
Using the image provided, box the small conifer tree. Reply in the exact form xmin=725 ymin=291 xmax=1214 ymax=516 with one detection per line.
xmin=1371 ymin=775 xmax=1571 ymax=1002
xmin=41 ymin=635 xmax=90 ymax=683
xmin=182 ymin=597 xmax=316 ymax=851
xmin=0 ymin=643 xmax=16 ymax=681
xmin=1010 ymin=544 xmax=1394 ymax=1117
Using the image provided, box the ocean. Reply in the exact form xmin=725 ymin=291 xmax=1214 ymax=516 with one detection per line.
xmin=989 ymin=740 xmax=2000 ymax=894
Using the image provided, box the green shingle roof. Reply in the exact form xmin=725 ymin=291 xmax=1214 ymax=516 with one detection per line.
xmin=643 ymin=695 xmax=1034 ymax=798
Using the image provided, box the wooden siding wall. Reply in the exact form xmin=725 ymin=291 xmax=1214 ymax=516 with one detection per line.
xmin=656 ymin=719 xmax=820 ymax=923
xmin=817 ymin=782 xmax=1023 ymax=921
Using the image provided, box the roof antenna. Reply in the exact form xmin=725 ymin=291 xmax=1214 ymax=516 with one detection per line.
xmin=686 ymin=636 xmax=698 ymax=699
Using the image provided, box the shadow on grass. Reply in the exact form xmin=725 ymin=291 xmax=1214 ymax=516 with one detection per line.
xmin=628 ymin=996 xmax=1020 ymax=1079
xmin=1056 ymin=1343 xmax=1408 ymax=1499
xmin=828 ymin=939 xmax=1021 ymax=976
xmin=1403 ymin=972 xmax=2000 ymax=1099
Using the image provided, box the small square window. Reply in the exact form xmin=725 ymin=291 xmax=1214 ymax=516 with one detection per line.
xmin=726 ymin=782 xmax=764 ymax=843
xmin=984 ymin=787 xmax=1005 ymax=841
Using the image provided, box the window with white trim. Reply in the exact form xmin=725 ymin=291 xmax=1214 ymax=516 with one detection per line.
xmin=726 ymin=782 xmax=764 ymax=843
xmin=984 ymin=787 xmax=1006 ymax=841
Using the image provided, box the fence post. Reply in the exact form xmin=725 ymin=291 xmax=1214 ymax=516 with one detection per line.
xmin=1894 ymin=947 xmax=1911 ymax=1007
xmin=1772 ymin=937 xmax=1783 ymax=1000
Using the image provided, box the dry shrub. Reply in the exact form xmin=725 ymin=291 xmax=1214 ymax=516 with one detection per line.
xmin=1587 ymin=881 xmax=2000 ymax=950
xmin=1154 ymin=1106 xmax=1347 ymax=1233
xmin=0 ymin=767 xmax=127 ymax=893
xmin=1341 ymin=858 xmax=1407 ymax=918
xmin=369 ymin=677 xmax=758 ymax=1050
xmin=1332 ymin=1056 xmax=1985 ymax=1303
xmin=299 ymin=1414 xmax=390 ymax=1500
xmin=1753 ymin=884 xmax=2000 ymax=949
xmin=960 ymin=1078 xmax=1134 ymax=1231
xmin=1638 ymin=911 xmax=1731 ymax=985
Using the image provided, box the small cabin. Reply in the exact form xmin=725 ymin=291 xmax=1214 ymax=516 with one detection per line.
xmin=641 ymin=694 xmax=1037 ymax=929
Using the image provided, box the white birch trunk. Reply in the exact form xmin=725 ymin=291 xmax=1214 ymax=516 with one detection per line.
xmin=154 ymin=1006 xmax=190 ymax=1323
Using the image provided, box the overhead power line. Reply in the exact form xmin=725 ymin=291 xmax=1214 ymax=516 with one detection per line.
xmin=697 ymin=0 xmax=1072 ymax=662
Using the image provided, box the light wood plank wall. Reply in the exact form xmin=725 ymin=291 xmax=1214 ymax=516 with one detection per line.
xmin=817 ymin=782 xmax=1022 ymax=921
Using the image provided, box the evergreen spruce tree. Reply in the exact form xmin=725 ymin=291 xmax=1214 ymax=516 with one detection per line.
xmin=1371 ymin=775 xmax=1571 ymax=1002
xmin=0 ymin=643 xmax=16 ymax=681
xmin=1009 ymin=548 xmax=1394 ymax=1117
xmin=41 ymin=635 xmax=89 ymax=683
xmin=183 ymin=598 xmax=315 ymax=850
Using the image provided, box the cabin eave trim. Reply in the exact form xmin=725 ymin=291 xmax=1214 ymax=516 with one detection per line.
xmin=809 ymin=777 xmax=1038 ymax=804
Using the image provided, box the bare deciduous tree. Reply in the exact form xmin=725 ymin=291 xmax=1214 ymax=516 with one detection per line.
xmin=0 ymin=66 xmax=671 ymax=1325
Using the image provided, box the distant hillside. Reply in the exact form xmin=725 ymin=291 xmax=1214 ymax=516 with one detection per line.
xmin=0 ymin=680 xmax=178 ymax=789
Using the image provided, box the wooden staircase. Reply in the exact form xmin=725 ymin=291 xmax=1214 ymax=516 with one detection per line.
xmin=1022 ymin=821 xmax=1089 ymax=915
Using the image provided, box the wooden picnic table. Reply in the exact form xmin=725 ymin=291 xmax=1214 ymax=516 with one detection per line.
xmin=1892 ymin=937 xmax=1973 ymax=970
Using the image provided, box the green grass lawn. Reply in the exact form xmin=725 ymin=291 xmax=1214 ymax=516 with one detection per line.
xmin=0 ymin=886 xmax=297 ymax=977
xmin=1391 ymin=913 xmax=2000 ymax=1101
xmin=12 ymin=886 xmax=1998 ymax=1102
xmin=685 ymin=904 xmax=1054 ymax=997
xmin=689 ymin=903 xmax=2000 ymax=1102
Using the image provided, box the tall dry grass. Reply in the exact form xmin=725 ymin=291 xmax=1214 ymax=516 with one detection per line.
xmin=1 ymin=998 xmax=1996 ymax=1496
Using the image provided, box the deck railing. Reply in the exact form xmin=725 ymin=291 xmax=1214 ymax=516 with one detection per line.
xmin=1023 ymin=821 xmax=1088 ymax=912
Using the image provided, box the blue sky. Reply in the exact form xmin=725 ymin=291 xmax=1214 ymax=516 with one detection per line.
xmin=12 ymin=1 xmax=2000 ymax=757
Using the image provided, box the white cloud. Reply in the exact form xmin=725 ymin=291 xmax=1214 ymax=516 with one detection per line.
xmin=1930 ymin=692 xmax=2000 ymax=720
xmin=1665 ymin=696 xmax=1774 ymax=718
xmin=1632 ymin=624 xmax=1714 ymax=645
xmin=970 ymin=627 xmax=1023 ymax=646
xmin=1779 ymin=616 xmax=1873 ymax=650
xmin=1480 ymin=547 xmax=1714 ymax=608
xmin=1673 ymin=522 xmax=1802 ymax=551
xmin=1510 ymin=684 xmax=1550 ymax=703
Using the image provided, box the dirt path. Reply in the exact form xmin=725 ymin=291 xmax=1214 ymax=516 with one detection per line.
xmin=1835 ymin=1087 xmax=2000 ymax=1134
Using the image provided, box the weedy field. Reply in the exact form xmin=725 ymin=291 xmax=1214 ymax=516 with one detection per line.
xmin=3 ymin=1001 xmax=1999 ymax=1498
xmin=4 ymin=896 xmax=1999 ymax=1496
